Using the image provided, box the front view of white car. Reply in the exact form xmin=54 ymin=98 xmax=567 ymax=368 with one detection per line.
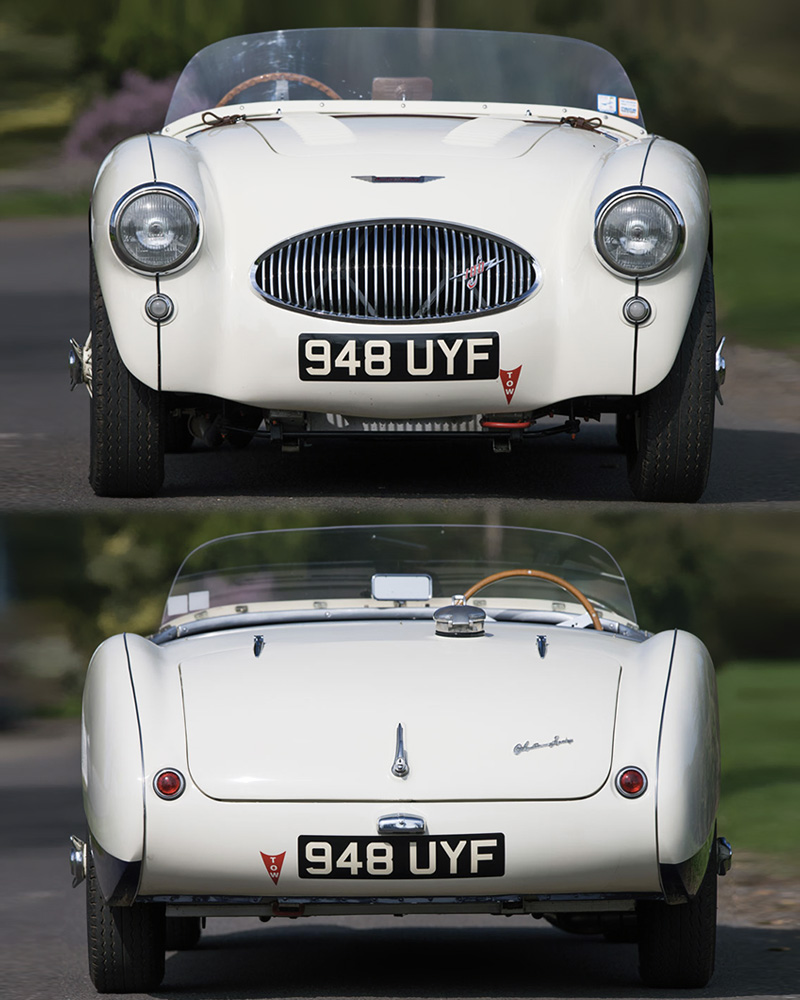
xmin=74 ymin=28 xmax=723 ymax=501
xmin=71 ymin=524 xmax=731 ymax=992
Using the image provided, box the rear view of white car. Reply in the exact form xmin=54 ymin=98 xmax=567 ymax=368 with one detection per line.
xmin=72 ymin=28 xmax=725 ymax=500
xmin=71 ymin=523 xmax=732 ymax=992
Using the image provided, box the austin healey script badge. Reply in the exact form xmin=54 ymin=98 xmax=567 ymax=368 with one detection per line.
xmin=514 ymin=735 xmax=574 ymax=755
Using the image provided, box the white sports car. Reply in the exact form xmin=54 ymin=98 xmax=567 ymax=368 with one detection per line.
xmin=72 ymin=27 xmax=725 ymax=501
xmin=71 ymin=523 xmax=731 ymax=992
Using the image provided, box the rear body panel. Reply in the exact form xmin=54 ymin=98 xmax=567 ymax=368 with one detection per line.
xmin=81 ymin=613 xmax=719 ymax=906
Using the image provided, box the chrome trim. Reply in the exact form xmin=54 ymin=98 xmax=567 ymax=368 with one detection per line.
xmin=717 ymin=836 xmax=733 ymax=875
xmin=151 ymin=606 xmax=640 ymax=646
xmin=614 ymin=766 xmax=648 ymax=798
xmin=433 ymin=602 xmax=486 ymax=637
xmin=251 ymin=219 xmax=540 ymax=323
xmin=109 ymin=182 xmax=201 ymax=275
xmin=715 ymin=335 xmax=726 ymax=404
xmin=391 ymin=722 xmax=409 ymax=777
xmin=514 ymin=735 xmax=574 ymax=754
xmin=622 ymin=295 xmax=652 ymax=325
xmin=593 ymin=187 xmax=685 ymax=280
xmin=69 ymin=835 xmax=87 ymax=887
xmin=145 ymin=292 xmax=174 ymax=322
xmin=353 ymin=175 xmax=444 ymax=183
xmin=68 ymin=332 xmax=92 ymax=395
xmin=377 ymin=813 xmax=427 ymax=835
xmin=153 ymin=767 xmax=187 ymax=800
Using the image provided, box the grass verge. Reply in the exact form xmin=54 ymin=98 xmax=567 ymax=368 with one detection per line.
xmin=710 ymin=174 xmax=800 ymax=352
xmin=0 ymin=188 xmax=88 ymax=218
xmin=716 ymin=661 xmax=800 ymax=863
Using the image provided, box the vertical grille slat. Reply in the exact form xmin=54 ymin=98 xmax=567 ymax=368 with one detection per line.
xmin=253 ymin=221 xmax=537 ymax=321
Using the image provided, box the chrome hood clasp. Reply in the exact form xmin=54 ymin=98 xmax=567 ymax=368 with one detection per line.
xmin=391 ymin=722 xmax=409 ymax=778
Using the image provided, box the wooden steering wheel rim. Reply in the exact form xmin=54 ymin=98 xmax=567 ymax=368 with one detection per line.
xmin=216 ymin=72 xmax=343 ymax=107
xmin=464 ymin=569 xmax=603 ymax=630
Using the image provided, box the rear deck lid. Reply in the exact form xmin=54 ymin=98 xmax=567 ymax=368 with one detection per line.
xmin=180 ymin=620 xmax=621 ymax=802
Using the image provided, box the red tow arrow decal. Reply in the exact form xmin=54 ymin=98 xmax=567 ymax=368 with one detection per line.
xmin=500 ymin=366 xmax=522 ymax=405
xmin=260 ymin=851 xmax=286 ymax=886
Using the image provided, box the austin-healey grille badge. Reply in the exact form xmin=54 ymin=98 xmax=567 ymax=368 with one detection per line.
xmin=451 ymin=255 xmax=505 ymax=290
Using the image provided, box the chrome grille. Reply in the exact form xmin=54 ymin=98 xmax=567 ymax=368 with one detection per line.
xmin=252 ymin=221 xmax=538 ymax=322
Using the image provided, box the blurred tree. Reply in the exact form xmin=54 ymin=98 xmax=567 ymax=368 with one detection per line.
xmin=100 ymin=0 xmax=246 ymax=82
xmin=2 ymin=0 xmax=797 ymax=169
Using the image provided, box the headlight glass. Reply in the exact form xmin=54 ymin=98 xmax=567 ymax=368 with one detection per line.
xmin=595 ymin=192 xmax=683 ymax=277
xmin=112 ymin=187 xmax=199 ymax=272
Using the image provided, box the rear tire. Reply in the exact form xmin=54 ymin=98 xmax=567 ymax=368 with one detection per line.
xmin=89 ymin=257 xmax=165 ymax=496
xmin=636 ymin=848 xmax=717 ymax=988
xmin=626 ymin=255 xmax=716 ymax=502
xmin=86 ymin=850 xmax=165 ymax=993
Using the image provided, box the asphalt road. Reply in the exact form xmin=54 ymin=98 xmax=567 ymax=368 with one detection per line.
xmin=1 ymin=218 xmax=799 ymax=512
xmin=1 ymin=720 xmax=798 ymax=1000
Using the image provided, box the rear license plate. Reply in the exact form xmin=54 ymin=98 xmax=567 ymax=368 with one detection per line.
xmin=298 ymin=333 xmax=499 ymax=381
xmin=298 ymin=833 xmax=505 ymax=879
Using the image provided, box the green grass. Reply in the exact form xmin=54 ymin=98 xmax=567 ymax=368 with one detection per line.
xmin=0 ymin=188 xmax=88 ymax=218
xmin=716 ymin=661 xmax=800 ymax=862
xmin=710 ymin=174 xmax=800 ymax=351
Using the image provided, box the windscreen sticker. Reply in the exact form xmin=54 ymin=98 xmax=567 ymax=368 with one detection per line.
xmin=500 ymin=365 xmax=522 ymax=405
xmin=260 ymin=851 xmax=287 ymax=886
xmin=188 ymin=590 xmax=210 ymax=612
xmin=597 ymin=94 xmax=617 ymax=114
xmin=618 ymin=97 xmax=640 ymax=119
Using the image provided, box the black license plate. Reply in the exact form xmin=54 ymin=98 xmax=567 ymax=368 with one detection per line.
xmin=298 ymin=333 xmax=499 ymax=381
xmin=298 ymin=833 xmax=505 ymax=879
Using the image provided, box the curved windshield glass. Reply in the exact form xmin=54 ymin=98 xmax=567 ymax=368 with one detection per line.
xmin=165 ymin=28 xmax=642 ymax=127
xmin=159 ymin=524 xmax=636 ymax=632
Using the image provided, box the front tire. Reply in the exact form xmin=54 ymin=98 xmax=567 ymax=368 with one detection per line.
xmin=89 ymin=257 xmax=165 ymax=496
xmin=86 ymin=850 xmax=165 ymax=993
xmin=636 ymin=848 xmax=717 ymax=988
xmin=626 ymin=255 xmax=716 ymax=502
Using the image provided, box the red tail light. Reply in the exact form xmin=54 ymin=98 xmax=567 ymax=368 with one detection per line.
xmin=615 ymin=767 xmax=647 ymax=798
xmin=154 ymin=768 xmax=186 ymax=800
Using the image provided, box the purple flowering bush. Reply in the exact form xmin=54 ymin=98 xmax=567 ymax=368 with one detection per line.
xmin=63 ymin=70 xmax=178 ymax=167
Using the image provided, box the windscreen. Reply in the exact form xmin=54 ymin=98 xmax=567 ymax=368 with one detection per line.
xmin=165 ymin=28 xmax=642 ymax=127
xmin=162 ymin=524 xmax=636 ymax=626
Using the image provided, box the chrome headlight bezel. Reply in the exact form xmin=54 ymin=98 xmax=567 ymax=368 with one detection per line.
xmin=594 ymin=187 xmax=685 ymax=279
xmin=110 ymin=183 xmax=201 ymax=274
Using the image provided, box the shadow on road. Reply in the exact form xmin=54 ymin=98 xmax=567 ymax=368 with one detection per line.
xmin=150 ymin=424 xmax=800 ymax=507
xmin=154 ymin=918 xmax=800 ymax=998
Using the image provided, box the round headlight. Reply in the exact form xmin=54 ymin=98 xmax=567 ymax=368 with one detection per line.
xmin=595 ymin=190 xmax=684 ymax=277
xmin=111 ymin=185 xmax=200 ymax=273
